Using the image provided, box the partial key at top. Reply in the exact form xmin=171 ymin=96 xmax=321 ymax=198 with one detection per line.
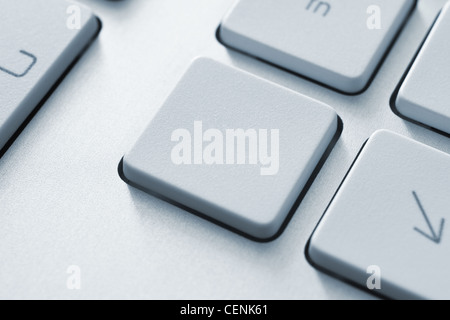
xmin=219 ymin=0 xmax=415 ymax=93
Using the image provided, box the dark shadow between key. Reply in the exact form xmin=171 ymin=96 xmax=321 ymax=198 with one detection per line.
xmin=118 ymin=116 xmax=343 ymax=243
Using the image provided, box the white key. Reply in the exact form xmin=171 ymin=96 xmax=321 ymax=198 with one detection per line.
xmin=0 ymin=0 xmax=99 ymax=150
xmin=308 ymin=130 xmax=450 ymax=300
xmin=122 ymin=58 xmax=340 ymax=240
xmin=395 ymin=3 xmax=450 ymax=135
xmin=219 ymin=0 xmax=415 ymax=94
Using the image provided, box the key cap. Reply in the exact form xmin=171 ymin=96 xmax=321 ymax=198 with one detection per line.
xmin=0 ymin=0 xmax=99 ymax=150
xmin=219 ymin=0 xmax=415 ymax=94
xmin=122 ymin=58 xmax=340 ymax=240
xmin=395 ymin=3 xmax=450 ymax=135
xmin=307 ymin=130 xmax=450 ymax=300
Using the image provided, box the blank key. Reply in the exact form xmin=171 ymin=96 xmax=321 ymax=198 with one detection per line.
xmin=308 ymin=130 xmax=450 ymax=300
xmin=395 ymin=3 xmax=450 ymax=135
xmin=219 ymin=0 xmax=416 ymax=93
xmin=122 ymin=58 xmax=340 ymax=240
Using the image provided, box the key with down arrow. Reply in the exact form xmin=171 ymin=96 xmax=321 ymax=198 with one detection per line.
xmin=307 ymin=130 xmax=450 ymax=300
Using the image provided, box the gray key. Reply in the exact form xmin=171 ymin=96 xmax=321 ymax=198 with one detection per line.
xmin=308 ymin=130 xmax=450 ymax=300
xmin=0 ymin=0 xmax=99 ymax=150
xmin=395 ymin=2 xmax=450 ymax=135
xmin=219 ymin=0 xmax=415 ymax=93
xmin=122 ymin=58 xmax=340 ymax=240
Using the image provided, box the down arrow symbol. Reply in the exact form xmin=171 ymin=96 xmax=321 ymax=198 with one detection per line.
xmin=412 ymin=191 xmax=445 ymax=244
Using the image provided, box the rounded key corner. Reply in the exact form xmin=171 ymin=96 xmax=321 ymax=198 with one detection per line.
xmin=117 ymin=156 xmax=131 ymax=185
xmin=215 ymin=24 xmax=237 ymax=49
xmin=247 ymin=227 xmax=285 ymax=243
xmin=208 ymin=212 xmax=286 ymax=243
xmin=304 ymin=240 xmax=390 ymax=300
xmin=365 ymin=130 xmax=406 ymax=151
xmin=215 ymin=24 xmax=225 ymax=44
xmin=249 ymin=217 xmax=285 ymax=242
xmin=370 ymin=129 xmax=396 ymax=140
xmin=304 ymin=236 xmax=323 ymax=271
xmin=189 ymin=56 xmax=220 ymax=69
xmin=304 ymin=238 xmax=338 ymax=277
xmin=325 ymin=113 xmax=343 ymax=148
xmin=390 ymin=88 xmax=402 ymax=112
xmin=342 ymin=86 xmax=367 ymax=96
xmin=327 ymin=80 xmax=368 ymax=96
xmin=390 ymin=83 xmax=410 ymax=117
xmin=333 ymin=113 xmax=343 ymax=133
xmin=118 ymin=154 xmax=139 ymax=186
xmin=335 ymin=68 xmax=373 ymax=95
xmin=309 ymin=64 xmax=381 ymax=96
xmin=390 ymin=89 xmax=450 ymax=139
xmin=94 ymin=16 xmax=104 ymax=33
xmin=237 ymin=206 xmax=299 ymax=242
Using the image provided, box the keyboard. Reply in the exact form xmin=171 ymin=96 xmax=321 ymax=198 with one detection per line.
xmin=2 ymin=0 xmax=450 ymax=300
